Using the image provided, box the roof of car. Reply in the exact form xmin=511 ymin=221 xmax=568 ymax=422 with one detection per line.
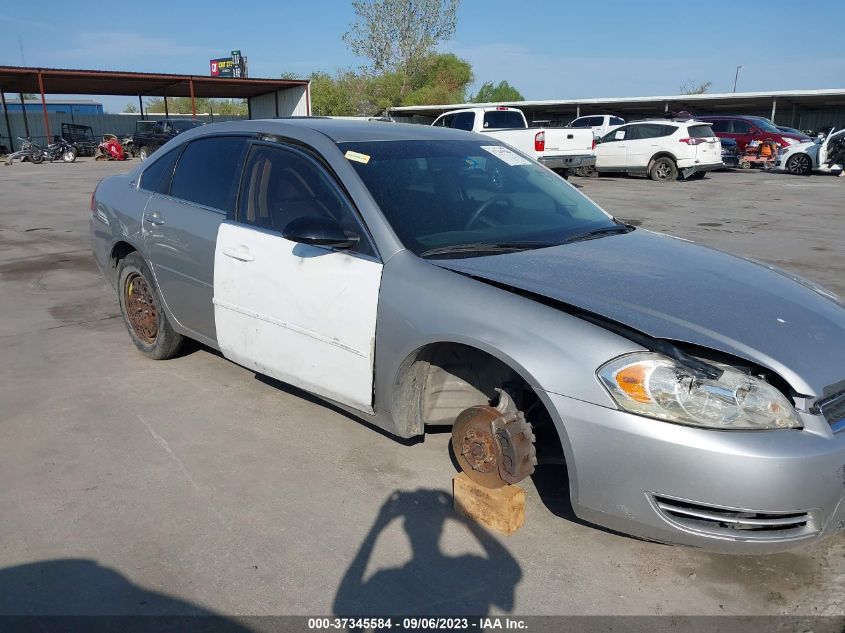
xmin=256 ymin=117 xmax=480 ymax=143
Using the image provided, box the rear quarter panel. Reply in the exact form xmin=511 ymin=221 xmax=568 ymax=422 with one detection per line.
xmin=90 ymin=173 xmax=151 ymax=287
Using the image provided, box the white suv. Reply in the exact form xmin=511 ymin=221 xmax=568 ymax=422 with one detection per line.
xmin=595 ymin=119 xmax=722 ymax=181
xmin=568 ymin=114 xmax=625 ymax=139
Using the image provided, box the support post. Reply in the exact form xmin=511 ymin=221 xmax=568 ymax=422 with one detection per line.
xmin=247 ymin=97 xmax=252 ymax=120
xmin=1 ymin=89 xmax=14 ymax=152
xmin=164 ymin=95 xmax=169 ymax=118
xmin=38 ymin=71 xmax=51 ymax=143
xmin=19 ymin=92 xmax=30 ymax=139
xmin=209 ymin=99 xmax=214 ymax=123
xmin=189 ymin=78 xmax=196 ymax=118
xmin=770 ymin=98 xmax=777 ymax=122
xmin=274 ymin=90 xmax=279 ymax=118
xmin=138 ymin=94 xmax=144 ymax=120
xmin=576 ymin=105 xmax=580 ymax=118
xmin=791 ymin=102 xmax=796 ymax=127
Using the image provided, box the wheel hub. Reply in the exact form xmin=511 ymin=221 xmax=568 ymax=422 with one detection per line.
xmin=124 ymin=273 xmax=158 ymax=343
xmin=451 ymin=405 xmax=537 ymax=489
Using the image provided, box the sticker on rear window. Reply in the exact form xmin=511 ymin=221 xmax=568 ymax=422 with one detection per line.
xmin=481 ymin=145 xmax=531 ymax=166
xmin=345 ymin=150 xmax=371 ymax=164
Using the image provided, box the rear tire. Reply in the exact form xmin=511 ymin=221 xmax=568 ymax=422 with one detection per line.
xmin=786 ymin=153 xmax=812 ymax=175
xmin=649 ymin=156 xmax=677 ymax=182
xmin=117 ymin=253 xmax=183 ymax=360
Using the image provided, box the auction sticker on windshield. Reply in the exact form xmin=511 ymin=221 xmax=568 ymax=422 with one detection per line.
xmin=481 ymin=145 xmax=531 ymax=166
xmin=344 ymin=150 xmax=371 ymax=164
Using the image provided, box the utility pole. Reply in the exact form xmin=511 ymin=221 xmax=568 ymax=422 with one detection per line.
xmin=733 ymin=65 xmax=744 ymax=93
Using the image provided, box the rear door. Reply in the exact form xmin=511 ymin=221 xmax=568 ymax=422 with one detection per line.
xmin=142 ymin=135 xmax=249 ymax=342
xmin=213 ymin=142 xmax=382 ymax=411
xmin=730 ymin=119 xmax=755 ymax=150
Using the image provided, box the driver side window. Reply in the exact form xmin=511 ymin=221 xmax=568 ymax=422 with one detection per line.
xmin=237 ymin=144 xmax=373 ymax=256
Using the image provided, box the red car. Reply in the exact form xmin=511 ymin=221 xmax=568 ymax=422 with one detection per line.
xmin=697 ymin=115 xmax=810 ymax=151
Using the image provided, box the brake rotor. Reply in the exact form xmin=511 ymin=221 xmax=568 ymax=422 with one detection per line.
xmin=451 ymin=405 xmax=537 ymax=489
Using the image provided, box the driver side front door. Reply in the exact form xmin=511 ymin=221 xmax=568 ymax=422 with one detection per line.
xmin=213 ymin=142 xmax=383 ymax=412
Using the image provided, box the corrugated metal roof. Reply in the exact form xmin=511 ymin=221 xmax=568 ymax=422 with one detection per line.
xmin=391 ymin=88 xmax=845 ymax=116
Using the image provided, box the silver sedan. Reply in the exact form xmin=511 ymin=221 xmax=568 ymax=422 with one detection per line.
xmin=90 ymin=119 xmax=845 ymax=554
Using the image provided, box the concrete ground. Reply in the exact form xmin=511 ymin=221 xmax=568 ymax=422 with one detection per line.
xmin=0 ymin=159 xmax=843 ymax=619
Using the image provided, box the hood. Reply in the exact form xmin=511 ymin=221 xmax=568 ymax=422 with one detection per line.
xmin=434 ymin=230 xmax=845 ymax=397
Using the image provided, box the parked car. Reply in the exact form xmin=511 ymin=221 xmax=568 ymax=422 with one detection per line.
xmin=568 ymin=114 xmax=626 ymax=139
xmin=776 ymin=125 xmax=812 ymax=140
xmin=91 ymin=119 xmax=845 ymax=554
xmin=697 ymin=115 xmax=808 ymax=151
xmin=719 ymin=137 xmax=739 ymax=167
xmin=61 ymin=123 xmax=97 ymax=157
xmin=133 ymin=118 xmax=205 ymax=161
xmin=432 ymin=107 xmax=595 ymax=178
xmin=595 ymin=119 xmax=723 ymax=181
xmin=775 ymin=128 xmax=845 ymax=175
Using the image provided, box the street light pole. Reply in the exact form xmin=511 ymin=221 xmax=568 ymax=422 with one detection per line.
xmin=733 ymin=65 xmax=744 ymax=93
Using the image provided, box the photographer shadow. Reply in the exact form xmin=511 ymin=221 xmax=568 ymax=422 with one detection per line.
xmin=333 ymin=489 xmax=522 ymax=618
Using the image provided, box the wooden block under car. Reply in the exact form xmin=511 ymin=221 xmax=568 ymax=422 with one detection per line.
xmin=452 ymin=472 xmax=525 ymax=535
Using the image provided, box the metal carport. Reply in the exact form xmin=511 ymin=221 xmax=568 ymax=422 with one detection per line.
xmin=0 ymin=66 xmax=310 ymax=151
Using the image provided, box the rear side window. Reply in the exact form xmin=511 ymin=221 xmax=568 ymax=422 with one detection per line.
xmin=610 ymin=117 xmax=625 ymax=126
xmin=586 ymin=116 xmax=604 ymax=126
xmin=170 ymin=136 xmax=249 ymax=212
xmin=140 ymin=147 xmax=181 ymax=194
xmin=633 ymin=124 xmax=673 ymax=139
xmin=483 ymin=110 xmax=524 ymax=129
xmin=452 ymin=112 xmax=475 ymax=131
xmin=688 ymin=124 xmax=716 ymax=138
xmin=238 ymin=144 xmax=373 ymax=256
xmin=709 ymin=120 xmax=730 ymax=133
xmin=731 ymin=120 xmax=753 ymax=134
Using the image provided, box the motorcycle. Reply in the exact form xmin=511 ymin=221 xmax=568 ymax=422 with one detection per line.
xmin=39 ymin=136 xmax=77 ymax=163
xmin=5 ymin=137 xmax=44 ymax=165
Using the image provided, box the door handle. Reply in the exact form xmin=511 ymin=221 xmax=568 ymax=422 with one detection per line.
xmin=222 ymin=245 xmax=255 ymax=262
xmin=143 ymin=211 xmax=165 ymax=226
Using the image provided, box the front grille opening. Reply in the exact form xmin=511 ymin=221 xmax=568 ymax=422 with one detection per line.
xmin=653 ymin=495 xmax=817 ymax=540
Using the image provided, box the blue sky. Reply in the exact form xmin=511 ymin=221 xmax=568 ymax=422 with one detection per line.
xmin=2 ymin=0 xmax=844 ymax=112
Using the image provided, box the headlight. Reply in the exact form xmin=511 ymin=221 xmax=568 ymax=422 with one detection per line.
xmin=598 ymin=352 xmax=801 ymax=430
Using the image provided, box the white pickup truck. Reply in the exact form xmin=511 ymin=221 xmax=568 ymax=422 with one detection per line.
xmin=432 ymin=106 xmax=596 ymax=177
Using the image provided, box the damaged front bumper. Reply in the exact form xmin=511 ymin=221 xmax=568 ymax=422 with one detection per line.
xmin=543 ymin=390 xmax=845 ymax=554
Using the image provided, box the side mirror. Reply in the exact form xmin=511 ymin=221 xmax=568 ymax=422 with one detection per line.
xmin=282 ymin=216 xmax=359 ymax=249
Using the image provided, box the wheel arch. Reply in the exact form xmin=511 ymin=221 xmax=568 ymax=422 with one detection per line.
xmin=390 ymin=337 xmax=574 ymax=464
xmin=109 ymin=239 xmax=142 ymax=285
xmin=647 ymin=151 xmax=678 ymax=169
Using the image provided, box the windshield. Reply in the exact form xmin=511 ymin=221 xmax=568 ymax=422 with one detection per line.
xmin=748 ymin=117 xmax=782 ymax=133
xmin=339 ymin=140 xmax=619 ymax=258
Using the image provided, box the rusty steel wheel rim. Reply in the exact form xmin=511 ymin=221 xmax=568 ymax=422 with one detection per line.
xmin=124 ymin=272 xmax=158 ymax=344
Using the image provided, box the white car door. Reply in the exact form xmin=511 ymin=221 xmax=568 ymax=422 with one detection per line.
xmin=625 ymin=124 xmax=664 ymax=169
xmin=213 ymin=142 xmax=382 ymax=412
xmin=596 ymin=126 xmax=629 ymax=169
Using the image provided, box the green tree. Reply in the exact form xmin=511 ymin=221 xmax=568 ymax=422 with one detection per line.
xmin=344 ymin=0 xmax=460 ymax=98
xmin=309 ymin=70 xmax=369 ymax=116
xmin=470 ymin=80 xmax=524 ymax=103
xmin=403 ymin=53 xmax=473 ymax=106
xmin=143 ymin=97 xmax=246 ymax=115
